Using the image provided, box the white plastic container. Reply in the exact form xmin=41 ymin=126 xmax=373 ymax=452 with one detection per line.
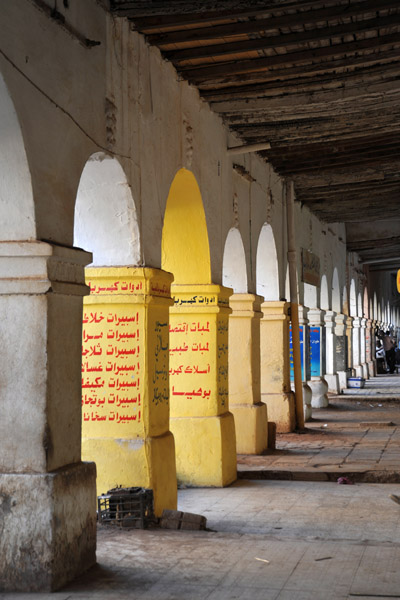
xmin=347 ymin=377 xmax=365 ymax=389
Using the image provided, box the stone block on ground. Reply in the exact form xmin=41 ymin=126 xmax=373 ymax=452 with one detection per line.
xmin=160 ymin=509 xmax=206 ymax=530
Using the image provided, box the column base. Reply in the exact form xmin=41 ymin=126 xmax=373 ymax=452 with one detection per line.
xmin=368 ymin=360 xmax=376 ymax=377
xmin=308 ymin=377 xmax=329 ymax=408
xmin=354 ymin=364 xmax=364 ymax=378
xmin=0 ymin=462 xmax=96 ymax=593
xmin=325 ymin=373 xmax=340 ymax=394
xmin=303 ymin=383 xmax=313 ymax=422
xmin=170 ymin=413 xmax=237 ymax=486
xmin=261 ymin=392 xmax=295 ymax=433
xmin=361 ymin=363 xmax=369 ymax=379
xmin=83 ymin=431 xmax=177 ymax=516
xmin=230 ymin=402 xmax=268 ymax=454
xmin=337 ymin=370 xmax=348 ymax=392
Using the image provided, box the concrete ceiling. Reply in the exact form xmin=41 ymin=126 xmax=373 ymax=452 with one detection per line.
xmin=111 ymin=0 xmax=400 ymax=269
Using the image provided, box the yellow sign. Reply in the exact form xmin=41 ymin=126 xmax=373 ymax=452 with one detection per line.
xmin=397 ymin=269 xmax=400 ymax=293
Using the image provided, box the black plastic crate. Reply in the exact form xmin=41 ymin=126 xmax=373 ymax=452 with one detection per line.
xmin=97 ymin=487 xmax=154 ymax=529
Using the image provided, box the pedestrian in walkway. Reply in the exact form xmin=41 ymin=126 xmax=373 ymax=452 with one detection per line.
xmin=383 ymin=331 xmax=396 ymax=374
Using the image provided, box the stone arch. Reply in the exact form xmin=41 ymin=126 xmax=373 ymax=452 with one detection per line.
xmin=256 ymin=223 xmax=279 ymax=301
xmin=363 ymin=288 xmax=369 ymax=319
xmin=304 ymin=283 xmax=317 ymax=309
xmin=74 ymin=152 xmax=141 ymax=266
xmin=349 ymin=279 xmax=357 ymax=317
xmin=320 ymin=274 xmax=329 ymax=310
xmin=222 ymin=227 xmax=247 ymax=293
xmin=357 ymin=292 xmax=363 ymax=317
xmin=0 ymin=71 xmax=36 ymax=240
xmin=162 ymin=168 xmax=211 ymax=284
xmin=332 ymin=268 xmax=341 ymax=313
xmin=342 ymin=285 xmax=349 ymax=315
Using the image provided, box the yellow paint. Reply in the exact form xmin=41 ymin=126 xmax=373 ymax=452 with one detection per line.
xmin=229 ymin=294 xmax=268 ymax=454
xmin=162 ymin=169 xmax=211 ymax=285
xmin=397 ymin=269 xmax=400 ymax=293
xmin=169 ymin=284 xmax=237 ymax=486
xmin=260 ymin=301 xmax=295 ymax=433
xmin=81 ymin=267 xmax=177 ymax=516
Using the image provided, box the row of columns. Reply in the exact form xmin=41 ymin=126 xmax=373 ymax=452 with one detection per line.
xmin=1 ymin=249 xmax=386 ymax=591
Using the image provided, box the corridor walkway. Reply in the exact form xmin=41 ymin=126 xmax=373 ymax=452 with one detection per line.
xmin=3 ymin=373 xmax=400 ymax=600
xmin=239 ymin=374 xmax=400 ymax=483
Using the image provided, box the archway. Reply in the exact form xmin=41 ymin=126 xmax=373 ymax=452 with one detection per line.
xmin=162 ymin=168 xmax=236 ymax=486
xmin=74 ymin=153 xmax=176 ymax=516
xmin=74 ymin=152 xmax=140 ymax=266
xmin=223 ymin=227 xmax=268 ymax=453
xmin=162 ymin=168 xmax=211 ymax=284
xmin=222 ymin=227 xmax=247 ymax=293
xmin=0 ymin=72 xmax=35 ymax=240
xmin=332 ymin=268 xmax=341 ymax=313
xmin=320 ymin=274 xmax=329 ymax=310
xmin=256 ymin=223 xmax=279 ymax=301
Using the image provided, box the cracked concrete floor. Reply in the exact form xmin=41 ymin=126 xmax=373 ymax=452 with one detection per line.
xmin=4 ymin=479 xmax=400 ymax=600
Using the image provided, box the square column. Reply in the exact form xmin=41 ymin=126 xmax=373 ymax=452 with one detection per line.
xmin=360 ymin=317 xmax=369 ymax=379
xmin=260 ymin=301 xmax=295 ymax=433
xmin=307 ymin=308 xmax=329 ymax=408
xmin=169 ymin=284 xmax=237 ymax=487
xmin=370 ymin=320 xmax=378 ymax=376
xmin=229 ymin=294 xmax=268 ymax=454
xmin=82 ymin=268 xmax=177 ymax=516
xmin=352 ymin=317 xmax=363 ymax=377
xmin=0 ymin=242 xmax=96 ymax=592
xmin=324 ymin=310 xmax=340 ymax=393
xmin=290 ymin=306 xmax=312 ymax=421
xmin=334 ymin=313 xmax=348 ymax=391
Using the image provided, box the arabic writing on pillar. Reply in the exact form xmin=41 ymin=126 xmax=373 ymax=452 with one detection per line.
xmin=82 ymin=310 xmax=141 ymax=424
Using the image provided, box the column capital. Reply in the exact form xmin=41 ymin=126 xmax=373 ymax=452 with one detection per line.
xmin=361 ymin=317 xmax=367 ymax=328
xmin=352 ymin=316 xmax=361 ymax=328
xmin=307 ymin=307 xmax=325 ymax=327
xmin=334 ymin=312 xmax=347 ymax=336
xmin=0 ymin=241 xmax=92 ymax=296
xmin=324 ymin=310 xmax=337 ymax=328
xmin=229 ymin=293 xmax=263 ymax=316
xmin=260 ymin=300 xmax=290 ymax=321
xmin=297 ymin=304 xmax=309 ymax=325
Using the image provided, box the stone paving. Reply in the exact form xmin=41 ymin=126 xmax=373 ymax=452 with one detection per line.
xmin=3 ymin=479 xmax=400 ymax=600
xmin=238 ymin=374 xmax=400 ymax=483
xmin=3 ymin=373 xmax=400 ymax=600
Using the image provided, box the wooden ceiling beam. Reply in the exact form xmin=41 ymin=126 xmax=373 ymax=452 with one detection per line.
xmin=138 ymin=0 xmax=400 ymax=41
xmin=200 ymin=62 xmax=400 ymax=100
xmin=182 ymin=32 xmax=400 ymax=82
xmin=112 ymin=0 xmax=324 ymax=27
xmin=166 ymin=15 xmax=400 ymax=63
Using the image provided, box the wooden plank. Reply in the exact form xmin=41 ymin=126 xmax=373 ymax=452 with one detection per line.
xmin=201 ymin=64 xmax=400 ymax=102
xmin=140 ymin=0 xmax=400 ymax=41
xmin=166 ymin=14 xmax=400 ymax=63
xmin=182 ymin=33 xmax=400 ymax=82
xmin=210 ymin=79 xmax=400 ymax=113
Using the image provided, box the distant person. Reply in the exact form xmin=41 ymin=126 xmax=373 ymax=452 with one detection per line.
xmin=382 ymin=331 xmax=396 ymax=374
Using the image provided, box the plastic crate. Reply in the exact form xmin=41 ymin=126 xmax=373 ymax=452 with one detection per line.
xmin=97 ymin=487 xmax=154 ymax=529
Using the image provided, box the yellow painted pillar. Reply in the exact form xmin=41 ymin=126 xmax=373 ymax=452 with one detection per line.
xmin=260 ymin=301 xmax=295 ymax=433
xmin=81 ymin=267 xmax=177 ymax=516
xmin=229 ymin=294 xmax=268 ymax=454
xmin=169 ymin=284 xmax=237 ymax=486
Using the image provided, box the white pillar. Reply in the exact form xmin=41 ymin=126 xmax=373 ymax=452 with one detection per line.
xmin=297 ymin=305 xmax=312 ymax=420
xmin=0 ymin=242 xmax=96 ymax=592
xmin=334 ymin=313 xmax=348 ymax=391
xmin=324 ymin=310 xmax=340 ymax=393
xmin=307 ymin=308 xmax=329 ymax=408
xmin=352 ymin=316 xmax=363 ymax=377
xmin=360 ymin=317 xmax=369 ymax=379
